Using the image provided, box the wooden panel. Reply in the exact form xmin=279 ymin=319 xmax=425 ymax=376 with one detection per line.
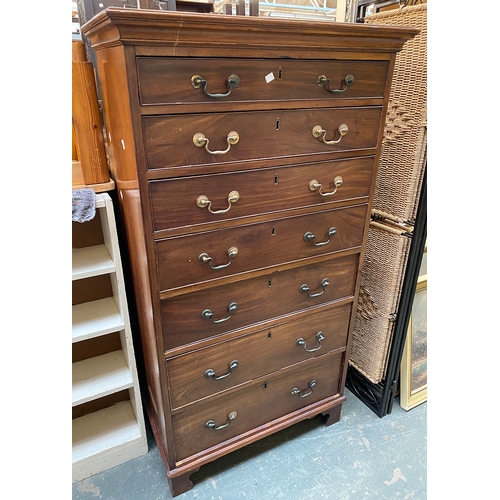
xmin=142 ymin=107 xmax=382 ymax=170
xmin=81 ymin=9 xmax=419 ymax=56
xmin=72 ymin=297 xmax=125 ymax=342
xmin=149 ymin=157 xmax=375 ymax=233
xmin=166 ymin=302 xmax=351 ymax=409
xmin=72 ymin=59 xmax=110 ymax=185
xmin=137 ymin=58 xmax=389 ymax=106
xmin=156 ymin=204 xmax=367 ymax=291
xmin=72 ymin=350 xmax=133 ymax=406
xmin=161 ymin=253 xmax=358 ymax=350
xmin=72 ymin=331 xmax=122 ymax=363
xmin=72 ymin=274 xmax=113 ymax=306
xmin=72 ymin=161 xmax=116 ymax=192
xmin=93 ymin=45 xmax=139 ymax=184
xmin=72 ymin=389 xmax=129 ymax=419
xmin=72 ymin=400 xmax=145 ymax=482
xmin=72 ymin=212 xmax=104 ymax=248
xmin=171 ymin=350 xmax=343 ymax=461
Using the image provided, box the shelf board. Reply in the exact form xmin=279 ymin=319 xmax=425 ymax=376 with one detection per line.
xmin=72 ymin=350 xmax=133 ymax=407
xmin=94 ymin=193 xmax=106 ymax=208
xmin=72 ymin=161 xmax=115 ymax=194
xmin=72 ymin=244 xmax=115 ymax=280
xmin=72 ymin=297 xmax=124 ymax=343
xmin=72 ymin=400 xmax=145 ymax=472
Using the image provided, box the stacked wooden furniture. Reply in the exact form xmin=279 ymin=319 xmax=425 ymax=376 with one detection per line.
xmin=72 ymin=39 xmax=114 ymax=192
xmin=72 ymin=193 xmax=148 ymax=481
xmin=81 ymin=9 xmax=416 ymax=496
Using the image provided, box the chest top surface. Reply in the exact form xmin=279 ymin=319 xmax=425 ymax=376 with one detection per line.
xmin=81 ymin=7 xmax=418 ymax=57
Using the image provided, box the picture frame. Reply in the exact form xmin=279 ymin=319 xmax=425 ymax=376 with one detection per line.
xmin=400 ymin=246 xmax=427 ymax=411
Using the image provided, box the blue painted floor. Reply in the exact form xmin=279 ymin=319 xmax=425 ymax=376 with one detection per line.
xmin=72 ymin=389 xmax=426 ymax=500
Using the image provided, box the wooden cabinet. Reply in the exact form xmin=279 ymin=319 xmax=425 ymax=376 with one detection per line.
xmin=81 ymin=9 xmax=417 ymax=497
xmin=72 ymin=193 xmax=148 ymax=482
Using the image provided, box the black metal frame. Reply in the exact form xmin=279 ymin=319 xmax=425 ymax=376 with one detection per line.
xmin=346 ymin=166 xmax=427 ymax=417
xmin=355 ymin=0 xmax=423 ymax=23
xmin=355 ymin=0 xmax=396 ymax=22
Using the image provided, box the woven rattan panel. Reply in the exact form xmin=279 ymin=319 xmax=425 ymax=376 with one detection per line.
xmin=350 ymin=224 xmax=411 ymax=383
xmin=349 ymin=4 xmax=427 ymax=384
xmin=366 ymin=4 xmax=427 ymax=222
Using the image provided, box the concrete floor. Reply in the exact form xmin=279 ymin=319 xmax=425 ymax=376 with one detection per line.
xmin=72 ymin=389 xmax=426 ymax=499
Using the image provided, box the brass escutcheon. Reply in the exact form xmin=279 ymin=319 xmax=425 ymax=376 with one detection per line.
xmin=191 ymin=74 xmax=204 ymax=88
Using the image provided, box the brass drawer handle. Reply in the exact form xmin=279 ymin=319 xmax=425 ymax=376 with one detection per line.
xmin=300 ymin=278 xmax=329 ymax=298
xmin=197 ymin=191 xmax=240 ymax=214
xmin=205 ymin=411 xmax=237 ymax=431
xmin=303 ymin=227 xmax=337 ymax=247
xmin=312 ymin=124 xmax=348 ymax=145
xmin=199 ymin=246 xmax=239 ymax=270
xmin=205 ymin=360 xmax=239 ymax=380
xmin=202 ymin=302 xmax=238 ymax=324
xmin=291 ymin=380 xmax=317 ymax=398
xmin=193 ymin=131 xmax=240 ymax=155
xmin=317 ymin=74 xmax=354 ymax=93
xmin=296 ymin=332 xmax=325 ymax=352
xmin=191 ymin=73 xmax=240 ymax=98
xmin=309 ymin=176 xmax=343 ymax=197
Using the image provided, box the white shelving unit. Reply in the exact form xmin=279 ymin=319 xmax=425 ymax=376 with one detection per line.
xmin=72 ymin=192 xmax=148 ymax=482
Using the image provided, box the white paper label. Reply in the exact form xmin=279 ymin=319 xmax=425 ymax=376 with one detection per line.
xmin=265 ymin=72 xmax=275 ymax=83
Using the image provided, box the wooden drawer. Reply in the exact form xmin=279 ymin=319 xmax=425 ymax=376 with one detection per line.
xmin=171 ymin=349 xmax=344 ymax=461
xmin=143 ymin=106 xmax=382 ymax=170
xmin=156 ymin=204 xmax=367 ymax=292
xmin=149 ymin=157 xmax=375 ymax=233
xmin=166 ymin=302 xmax=351 ymax=410
xmin=137 ymin=57 xmax=389 ymax=106
xmin=161 ymin=253 xmax=358 ymax=350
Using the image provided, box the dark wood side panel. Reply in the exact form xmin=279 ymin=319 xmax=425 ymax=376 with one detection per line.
xmin=93 ymin=45 xmax=172 ymax=457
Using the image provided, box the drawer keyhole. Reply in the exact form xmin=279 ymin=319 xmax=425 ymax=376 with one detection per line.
xmin=276 ymin=118 xmax=280 ymax=131
xmin=278 ymin=68 xmax=283 ymax=80
xmin=272 ymin=226 xmax=276 ymax=236
xmin=268 ymin=331 xmax=272 ymax=339
xmin=274 ymin=174 xmax=279 ymax=185
xmin=268 ymin=279 xmax=272 ymax=288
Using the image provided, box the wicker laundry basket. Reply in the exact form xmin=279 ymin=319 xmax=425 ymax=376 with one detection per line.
xmin=349 ymin=4 xmax=427 ymax=384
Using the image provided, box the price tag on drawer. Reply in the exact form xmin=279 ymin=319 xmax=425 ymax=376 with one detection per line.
xmin=265 ymin=72 xmax=275 ymax=83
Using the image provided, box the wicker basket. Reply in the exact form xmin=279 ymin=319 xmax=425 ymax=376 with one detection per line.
xmin=348 ymin=4 xmax=427 ymax=384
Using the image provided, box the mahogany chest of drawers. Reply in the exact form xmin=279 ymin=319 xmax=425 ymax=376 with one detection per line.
xmin=82 ymin=9 xmax=416 ymax=496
